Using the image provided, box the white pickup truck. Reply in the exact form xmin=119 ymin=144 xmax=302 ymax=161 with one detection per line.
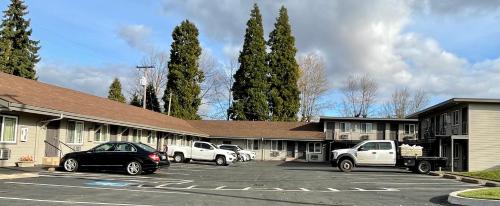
xmin=331 ymin=140 xmax=447 ymax=174
xmin=167 ymin=141 xmax=237 ymax=166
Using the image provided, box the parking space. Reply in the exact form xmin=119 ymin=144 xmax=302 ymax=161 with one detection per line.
xmin=0 ymin=161 xmax=480 ymax=205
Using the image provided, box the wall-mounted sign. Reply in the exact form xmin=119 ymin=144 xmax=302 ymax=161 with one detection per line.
xmin=20 ymin=127 xmax=28 ymax=142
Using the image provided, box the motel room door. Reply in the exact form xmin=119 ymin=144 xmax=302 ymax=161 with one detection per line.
xmin=45 ymin=121 xmax=60 ymax=157
xmin=286 ymin=141 xmax=295 ymax=158
xmin=297 ymin=142 xmax=306 ymax=160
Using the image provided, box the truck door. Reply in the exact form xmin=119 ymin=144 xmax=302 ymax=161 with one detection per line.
xmin=356 ymin=142 xmax=378 ymax=165
xmin=376 ymin=142 xmax=396 ymax=165
xmin=192 ymin=142 xmax=215 ymax=160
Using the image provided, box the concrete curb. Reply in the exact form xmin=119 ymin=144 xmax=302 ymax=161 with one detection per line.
xmin=435 ymin=172 xmax=500 ymax=187
xmin=0 ymin=172 xmax=39 ymax=180
xmin=448 ymin=188 xmax=500 ymax=206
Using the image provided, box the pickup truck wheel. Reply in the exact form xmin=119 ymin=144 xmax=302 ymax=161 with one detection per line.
xmin=215 ymin=156 xmax=226 ymax=166
xmin=339 ymin=159 xmax=353 ymax=172
xmin=173 ymin=153 xmax=184 ymax=163
xmin=417 ymin=160 xmax=431 ymax=174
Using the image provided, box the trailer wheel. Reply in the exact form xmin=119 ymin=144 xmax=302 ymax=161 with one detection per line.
xmin=417 ymin=160 xmax=431 ymax=174
xmin=339 ymin=159 xmax=353 ymax=172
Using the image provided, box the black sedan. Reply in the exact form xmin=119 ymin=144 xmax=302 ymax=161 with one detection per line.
xmin=60 ymin=142 xmax=168 ymax=175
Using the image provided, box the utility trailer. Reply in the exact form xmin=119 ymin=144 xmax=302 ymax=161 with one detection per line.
xmin=330 ymin=140 xmax=447 ymax=174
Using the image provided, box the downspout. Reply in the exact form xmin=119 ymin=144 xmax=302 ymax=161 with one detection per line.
xmin=35 ymin=114 xmax=64 ymax=165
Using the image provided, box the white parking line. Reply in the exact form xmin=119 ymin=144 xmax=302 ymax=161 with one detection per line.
xmin=352 ymin=182 xmax=471 ymax=185
xmin=0 ymin=196 xmax=153 ymax=206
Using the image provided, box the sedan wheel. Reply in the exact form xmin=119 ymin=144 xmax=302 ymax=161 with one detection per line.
xmin=126 ymin=161 xmax=142 ymax=175
xmin=63 ymin=158 xmax=78 ymax=172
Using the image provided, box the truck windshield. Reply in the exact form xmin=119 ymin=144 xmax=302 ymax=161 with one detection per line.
xmin=352 ymin=142 xmax=365 ymax=149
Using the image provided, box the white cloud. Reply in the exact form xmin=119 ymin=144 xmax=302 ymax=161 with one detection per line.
xmin=162 ymin=0 xmax=500 ymax=102
xmin=117 ymin=24 xmax=153 ymax=52
xmin=36 ymin=63 xmax=136 ymax=100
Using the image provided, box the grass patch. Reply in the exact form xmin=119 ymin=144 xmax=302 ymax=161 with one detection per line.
xmin=458 ymin=188 xmax=500 ymax=200
xmin=457 ymin=169 xmax=500 ymax=182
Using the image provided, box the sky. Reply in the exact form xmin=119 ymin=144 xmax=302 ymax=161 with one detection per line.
xmin=2 ymin=0 xmax=500 ymax=118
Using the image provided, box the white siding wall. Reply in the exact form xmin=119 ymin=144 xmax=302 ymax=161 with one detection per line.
xmin=468 ymin=103 xmax=500 ymax=171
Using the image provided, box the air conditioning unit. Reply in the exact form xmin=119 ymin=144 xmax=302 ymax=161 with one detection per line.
xmin=309 ymin=154 xmax=319 ymax=161
xmin=339 ymin=134 xmax=349 ymax=140
xmin=0 ymin=148 xmax=10 ymax=160
xmin=270 ymin=151 xmax=280 ymax=157
xmin=360 ymin=135 xmax=369 ymax=140
xmin=403 ymin=136 xmax=415 ymax=141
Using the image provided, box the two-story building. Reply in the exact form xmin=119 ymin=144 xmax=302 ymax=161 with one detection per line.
xmin=407 ymin=98 xmax=500 ymax=172
xmin=319 ymin=117 xmax=419 ymax=161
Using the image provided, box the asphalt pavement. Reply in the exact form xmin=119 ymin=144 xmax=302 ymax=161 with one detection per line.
xmin=0 ymin=161 xmax=481 ymax=206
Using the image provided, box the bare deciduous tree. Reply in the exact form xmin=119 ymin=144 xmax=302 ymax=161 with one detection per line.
xmin=129 ymin=50 xmax=169 ymax=100
xmin=382 ymin=88 xmax=429 ymax=118
xmin=340 ymin=74 xmax=378 ymax=117
xmin=297 ymin=53 xmax=331 ymax=122
xmin=197 ymin=53 xmax=238 ymax=120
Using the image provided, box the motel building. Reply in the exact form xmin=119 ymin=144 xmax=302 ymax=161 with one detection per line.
xmin=1 ymin=72 xmax=500 ymax=171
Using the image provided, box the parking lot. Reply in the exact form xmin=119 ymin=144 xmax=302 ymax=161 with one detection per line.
xmin=0 ymin=161 xmax=480 ymax=206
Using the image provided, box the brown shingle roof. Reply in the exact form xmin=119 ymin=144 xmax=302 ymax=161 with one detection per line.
xmin=188 ymin=120 xmax=325 ymax=140
xmin=0 ymin=72 xmax=207 ymax=136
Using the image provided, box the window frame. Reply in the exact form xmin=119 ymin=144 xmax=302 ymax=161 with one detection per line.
xmin=307 ymin=142 xmax=322 ymax=153
xmin=67 ymin=120 xmax=84 ymax=145
xmin=147 ymin=131 xmax=156 ymax=144
xmin=0 ymin=115 xmax=18 ymax=143
xmin=404 ymin=124 xmax=415 ymax=135
xmin=252 ymin=139 xmax=260 ymax=150
xmin=270 ymin=140 xmax=284 ymax=151
xmin=340 ymin=122 xmax=351 ymax=133
xmin=360 ymin=123 xmax=372 ymax=134
xmin=94 ymin=124 xmax=109 ymax=143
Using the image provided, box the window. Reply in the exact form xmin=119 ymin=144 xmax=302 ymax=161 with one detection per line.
xmin=360 ymin=142 xmax=377 ymax=151
xmin=201 ymin=143 xmax=212 ymax=150
xmin=0 ymin=115 xmax=18 ymax=143
xmin=360 ymin=123 xmax=372 ymax=133
xmin=115 ymin=143 xmax=136 ymax=152
xmin=308 ymin=142 xmax=321 ymax=153
xmin=404 ymin=124 xmax=415 ymax=135
xmin=253 ymin=139 xmax=259 ymax=150
xmin=147 ymin=131 xmax=156 ymax=144
xmin=222 ymin=140 xmax=231 ymax=145
xmin=194 ymin=142 xmax=202 ymax=148
xmin=377 ymin=142 xmax=392 ymax=150
xmin=67 ymin=121 xmax=84 ymax=144
xmin=271 ymin=140 xmax=284 ymax=151
xmin=452 ymin=110 xmax=459 ymax=125
xmin=94 ymin=124 xmax=109 ymax=142
xmin=93 ymin=143 xmax=114 ymax=152
xmin=340 ymin=122 xmax=351 ymax=133
xmin=132 ymin=129 xmax=142 ymax=142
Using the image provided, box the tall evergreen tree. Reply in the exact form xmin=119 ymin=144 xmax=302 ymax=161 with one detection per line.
xmin=0 ymin=0 xmax=40 ymax=79
xmin=130 ymin=93 xmax=142 ymax=108
xmin=163 ymin=20 xmax=203 ymax=120
xmin=146 ymin=83 xmax=161 ymax=112
xmin=267 ymin=6 xmax=300 ymax=121
xmin=107 ymin=78 xmax=126 ymax=103
xmin=228 ymin=4 xmax=269 ymax=121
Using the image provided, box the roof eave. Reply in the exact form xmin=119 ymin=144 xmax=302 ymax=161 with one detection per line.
xmin=7 ymin=102 xmax=209 ymax=137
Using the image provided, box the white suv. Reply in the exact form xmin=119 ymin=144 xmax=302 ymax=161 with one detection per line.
xmin=218 ymin=144 xmax=256 ymax=161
